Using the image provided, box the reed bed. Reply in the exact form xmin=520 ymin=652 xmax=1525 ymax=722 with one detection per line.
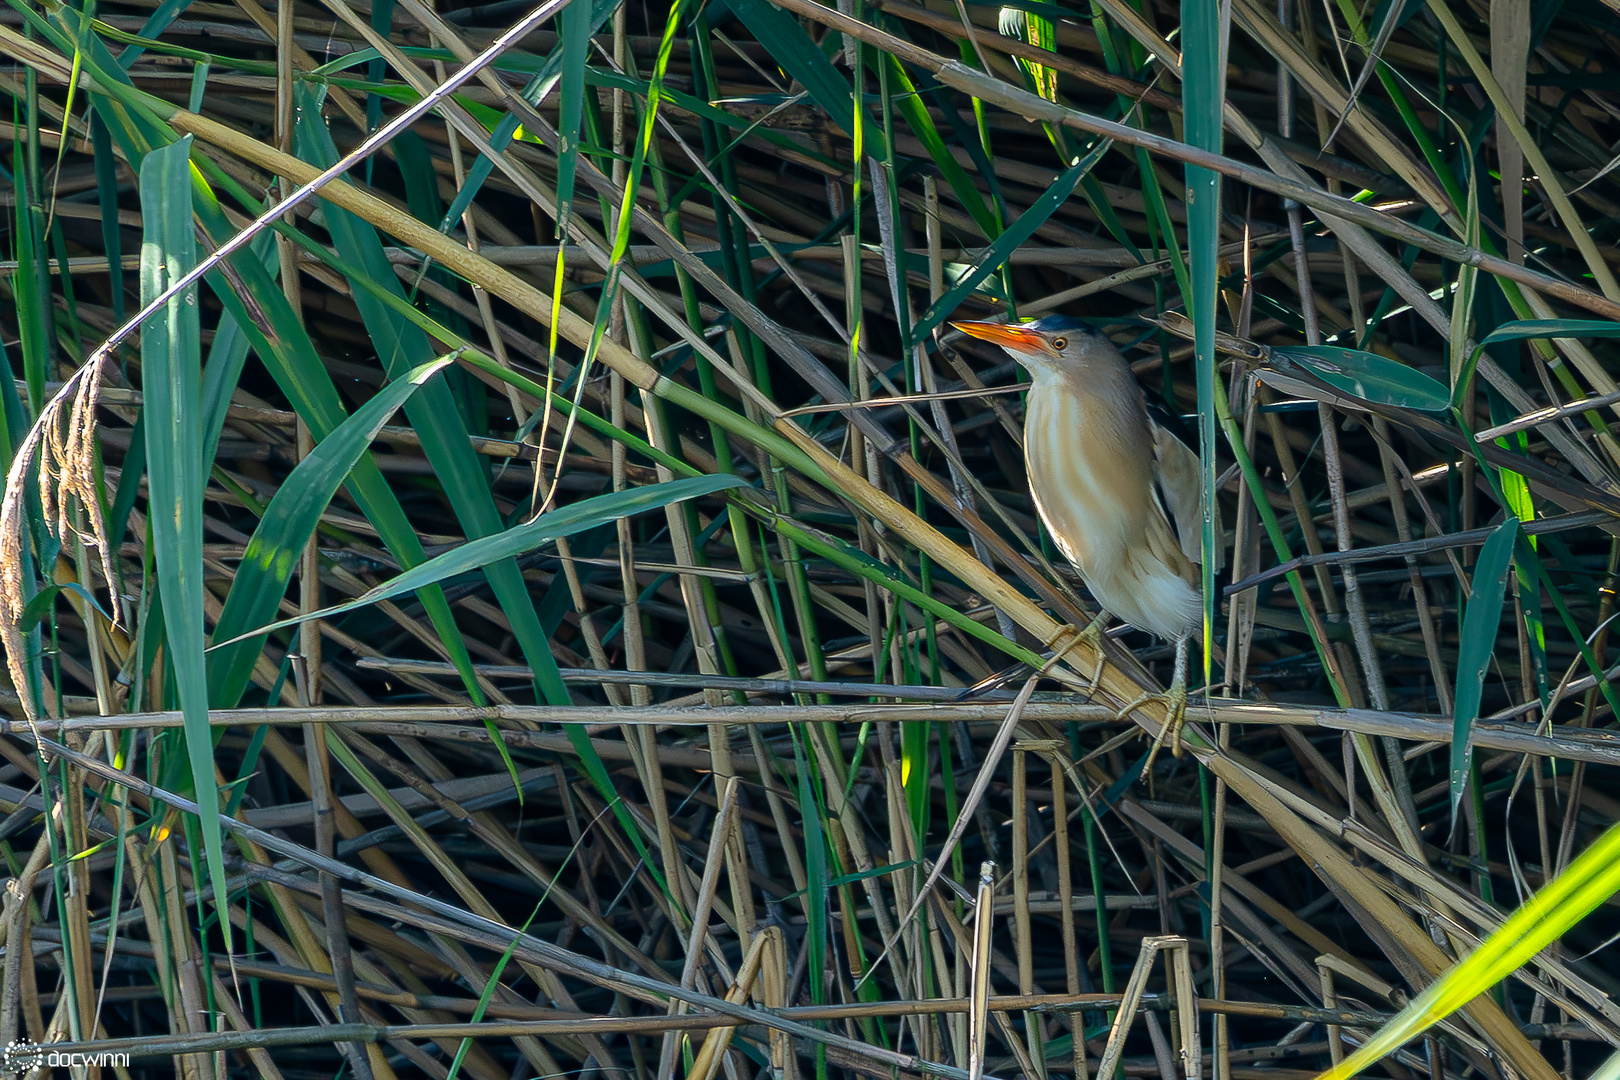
xmin=1 ymin=0 xmax=1619 ymax=1078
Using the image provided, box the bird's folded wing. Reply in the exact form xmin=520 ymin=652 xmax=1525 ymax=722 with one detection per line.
xmin=1149 ymin=413 xmax=1226 ymax=574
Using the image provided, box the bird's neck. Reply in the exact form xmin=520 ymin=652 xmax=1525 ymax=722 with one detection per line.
xmin=1027 ymin=362 xmax=1140 ymax=419
xmin=1024 ymin=363 xmax=1153 ymax=469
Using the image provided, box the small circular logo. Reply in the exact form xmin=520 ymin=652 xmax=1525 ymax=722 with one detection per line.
xmin=2 ymin=1038 xmax=44 ymax=1071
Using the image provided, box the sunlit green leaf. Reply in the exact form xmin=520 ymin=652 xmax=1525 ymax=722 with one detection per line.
xmin=1318 ymin=817 xmax=1620 ymax=1080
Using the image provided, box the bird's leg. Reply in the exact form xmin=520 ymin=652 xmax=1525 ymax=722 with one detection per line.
xmin=1166 ymin=634 xmax=1190 ymax=758
xmin=1120 ymin=634 xmax=1192 ymax=769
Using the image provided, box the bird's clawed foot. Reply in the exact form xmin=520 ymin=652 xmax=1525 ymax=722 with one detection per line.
xmin=1118 ymin=675 xmax=1188 ymax=771
xmin=1118 ymin=636 xmax=1193 ymax=772
xmin=1052 ymin=615 xmax=1110 ymax=690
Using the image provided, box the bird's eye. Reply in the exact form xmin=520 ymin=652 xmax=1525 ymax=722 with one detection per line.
xmin=1051 ymin=336 xmax=1067 ymax=350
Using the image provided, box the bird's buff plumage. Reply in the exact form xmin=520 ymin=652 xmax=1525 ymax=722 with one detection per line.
xmin=951 ymin=316 xmax=1218 ymax=643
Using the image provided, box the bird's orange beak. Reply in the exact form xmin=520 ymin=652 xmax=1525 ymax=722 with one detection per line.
xmin=950 ymin=320 xmax=1044 ymax=353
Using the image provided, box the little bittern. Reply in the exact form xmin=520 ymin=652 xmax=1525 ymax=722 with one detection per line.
xmin=952 ymin=316 xmax=1218 ymax=751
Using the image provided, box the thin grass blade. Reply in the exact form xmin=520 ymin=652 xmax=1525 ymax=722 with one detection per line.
xmin=292 ymin=83 xmax=578 ymax=707
xmin=913 ymin=140 xmax=1109 ymax=344
xmin=729 ymin=0 xmax=886 ymax=156
xmin=11 ymin=146 xmax=51 ymax=414
xmin=212 ymin=475 xmax=747 ymax=647
xmin=1452 ymin=320 xmax=1620 ymax=411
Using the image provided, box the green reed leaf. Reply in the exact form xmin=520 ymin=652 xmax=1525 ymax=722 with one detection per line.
xmin=138 ymin=134 xmax=232 ymax=953
xmin=211 ymin=475 xmax=747 ymax=648
xmin=1275 ymin=345 xmax=1452 ymax=412
xmin=1451 ymin=517 xmax=1517 ymax=814
xmin=206 ymin=355 xmax=457 ymax=707
xmin=912 ymin=139 xmax=1109 ymax=345
xmin=1318 ymin=816 xmax=1620 ymax=1080
xmin=1183 ymin=0 xmax=1225 ymax=680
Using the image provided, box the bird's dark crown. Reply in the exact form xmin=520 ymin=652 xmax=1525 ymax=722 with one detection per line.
xmin=1027 ymin=315 xmax=1094 ymax=335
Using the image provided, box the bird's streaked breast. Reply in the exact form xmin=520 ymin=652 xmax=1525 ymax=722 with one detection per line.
xmin=1023 ymin=375 xmax=1201 ymax=641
